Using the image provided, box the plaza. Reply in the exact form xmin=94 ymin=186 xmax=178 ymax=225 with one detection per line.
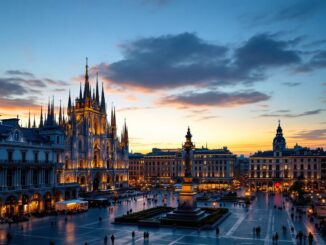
xmin=0 ymin=191 xmax=325 ymax=245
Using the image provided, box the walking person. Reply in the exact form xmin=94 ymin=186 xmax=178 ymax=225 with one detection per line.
xmin=215 ymin=226 xmax=220 ymax=237
xmin=308 ymin=232 xmax=313 ymax=245
xmin=111 ymin=234 xmax=115 ymax=245
xmin=275 ymin=232 xmax=279 ymax=244
xmin=132 ymin=231 xmax=135 ymax=239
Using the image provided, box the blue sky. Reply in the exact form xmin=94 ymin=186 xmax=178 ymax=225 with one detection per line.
xmin=0 ymin=0 xmax=326 ymax=154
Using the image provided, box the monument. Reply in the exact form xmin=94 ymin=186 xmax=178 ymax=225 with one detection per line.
xmin=162 ymin=127 xmax=206 ymax=221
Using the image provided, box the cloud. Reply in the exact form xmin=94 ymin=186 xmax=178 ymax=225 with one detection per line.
xmin=157 ymin=90 xmax=270 ymax=108
xmin=0 ymin=78 xmax=29 ymax=97
xmin=274 ymin=0 xmax=326 ymax=21
xmin=234 ymin=34 xmax=301 ymax=72
xmin=92 ymin=33 xmax=303 ymax=92
xmin=44 ymin=78 xmax=69 ymax=86
xmin=283 ymin=82 xmax=301 ymax=87
xmin=297 ymin=50 xmax=326 ymax=72
xmin=117 ymin=106 xmax=153 ymax=112
xmin=243 ymin=0 xmax=326 ymax=26
xmin=6 ymin=70 xmax=34 ymax=77
xmin=260 ymin=109 xmax=323 ymax=118
xmin=0 ymin=71 xmax=69 ymax=115
xmin=290 ymin=129 xmax=326 ymax=140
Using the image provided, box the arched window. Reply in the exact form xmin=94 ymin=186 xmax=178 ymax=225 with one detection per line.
xmin=78 ymin=140 xmax=83 ymax=152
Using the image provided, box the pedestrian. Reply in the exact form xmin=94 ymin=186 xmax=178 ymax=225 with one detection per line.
xmin=275 ymin=232 xmax=279 ymax=244
xmin=308 ymin=232 xmax=313 ymax=245
xmin=99 ymin=216 xmax=102 ymax=222
xmin=111 ymin=234 xmax=115 ymax=245
xmin=132 ymin=231 xmax=135 ymax=239
xmin=7 ymin=232 xmax=12 ymax=241
xmin=216 ymin=226 xmax=220 ymax=236
xmin=104 ymin=235 xmax=108 ymax=245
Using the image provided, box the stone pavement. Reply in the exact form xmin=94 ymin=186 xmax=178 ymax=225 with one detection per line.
xmin=0 ymin=191 xmax=324 ymax=245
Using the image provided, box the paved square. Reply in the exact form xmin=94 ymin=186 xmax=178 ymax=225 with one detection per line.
xmin=0 ymin=192 xmax=325 ymax=245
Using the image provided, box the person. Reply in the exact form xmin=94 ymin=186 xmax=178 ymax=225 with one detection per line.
xmin=99 ymin=216 xmax=102 ymax=222
xmin=104 ymin=235 xmax=108 ymax=245
xmin=111 ymin=234 xmax=115 ymax=245
xmin=275 ymin=232 xmax=279 ymax=244
xmin=7 ymin=232 xmax=12 ymax=241
xmin=132 ymin=231 xmax=135 ymax=239
xmin=291 ymin=226 xmax=294 ymax=233
xmin=216 ymin=226 xmax=220 ymax=236
xmin=308 ymin=232 xmax=313 ymax=245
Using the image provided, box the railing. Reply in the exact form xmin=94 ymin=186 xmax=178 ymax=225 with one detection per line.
xmin=0 ymin=160 xmax=58 ymax=165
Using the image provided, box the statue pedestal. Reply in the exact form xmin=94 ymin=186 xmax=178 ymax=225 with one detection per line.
xmin=162 ymin=177 xmax=205 ymax=222
xmin=178 ymin=177 xmax=197 ymax=209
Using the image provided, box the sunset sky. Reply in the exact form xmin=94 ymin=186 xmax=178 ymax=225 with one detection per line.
xmin=0 ymin=0 xmax=325 ymax=155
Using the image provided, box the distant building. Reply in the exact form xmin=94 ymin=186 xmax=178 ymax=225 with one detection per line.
xmin=249 ymin=121 xmax=326 ymax=192
xmin=129 ymin=128 xmax=236 ymax=189
xmin=234 ymin=155 xmax=250 ymax=179
xmin=0 ymin=117 xmax=78 ymax=217
xmin=128 ymin=153 xmax=144 ymax=183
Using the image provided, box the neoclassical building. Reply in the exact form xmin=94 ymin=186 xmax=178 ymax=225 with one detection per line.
xmin=0 ymin=117 xmax=78 ymax=217
xmin=62 ymin=59 xmax=129 ymax=191
xmin=129 ymin=127 xmax=236 ymax=189
xmin=249 ymin=122 xmax=326 ymax=192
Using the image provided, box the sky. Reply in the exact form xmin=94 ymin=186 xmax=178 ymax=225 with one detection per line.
xmin=0 ymin=0 xmax=325 ymax=155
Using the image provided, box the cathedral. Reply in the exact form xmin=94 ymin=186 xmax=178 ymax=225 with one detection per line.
xmin=62 ymin=58 xmax=129 ymax=191
xmin=36 ymin=59 xmax=129 ymax=192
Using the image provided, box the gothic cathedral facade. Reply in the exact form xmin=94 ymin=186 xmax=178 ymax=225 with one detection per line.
xmin=62 ymin=59 xmax=129 ymax=192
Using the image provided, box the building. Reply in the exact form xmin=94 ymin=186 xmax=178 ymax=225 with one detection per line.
xmin=234 ymin=155 xmax=250 ymax=179
xmin=128 ymin=153 xmax=144 ymax=184
xmin=249 ymin=121 xmax=326 ymax=192
xmin=62 ymin=59 xmax=129 ymax=191
xmin=129 ymin=127 xmax=236 ymax=190
xmin=0 ymin=117 xmax=78 ymax=217
xmin=144 ymin=148 xmax=181 ymax=184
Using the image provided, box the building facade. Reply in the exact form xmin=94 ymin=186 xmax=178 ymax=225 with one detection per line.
xmin=128 ymin=153 xmax=144 ymax=184
xmin=0 ymin=118 xmax=78 ymax=217
xmin=62 ymin=60 xmax=129 ymax=191
xmin=129 ymin=128 xmax=236 ymax=189
xmin=249 ymin=122 xmax=326 ymax=192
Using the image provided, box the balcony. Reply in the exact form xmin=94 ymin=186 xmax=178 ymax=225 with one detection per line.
xmin=0 ymin=160 xmax=57 ymax=166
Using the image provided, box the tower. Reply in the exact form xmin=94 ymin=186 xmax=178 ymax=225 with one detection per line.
xmin=273 ymin=120 xmax=286 ymax=155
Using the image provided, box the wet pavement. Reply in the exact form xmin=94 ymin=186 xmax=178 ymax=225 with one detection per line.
xmin=0 ymin=191 xmax=325 ymax=245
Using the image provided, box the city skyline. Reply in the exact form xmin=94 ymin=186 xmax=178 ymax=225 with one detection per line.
xmin=0 ymin=0 xmax=326 ymax=155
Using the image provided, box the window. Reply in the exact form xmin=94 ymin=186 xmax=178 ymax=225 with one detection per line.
xmin=34 ymin=152 xmax=39 ymax=162
xmin=33 ymin=170 xmax=38 ymax=185
xmin=45 ymin=170 xmax=49 ymax=184
xmin=7 ymin=169 xmax=13 ymax=187
xmin=8 ymin=151 xmax=13 ymax=162
xmin=22 ymin=151 xmax=26 ymax=162
xmin=45 ymin=152 xmax=49 ymax=163
xmin=21 ymin=169 xmax=26 ymax=186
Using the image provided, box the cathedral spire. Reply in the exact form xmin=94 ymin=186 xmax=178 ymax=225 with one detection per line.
xmin=33 ymin=114 xmax=36 ymax=128
xmin=96 ymin=72 xmax=100 ymax=105
xmin=28 ymin=110 xmax=31 ymax=128
xmin=39 ymin=105 xmax=43 ymax=128
xmin=84 ymin=57 xmax=90 ymax=99
xmin=100 ymin=82 xmax=106 ymax=113
xmin=63 ymin=106 xmax=66 ymax=124
xmin=123 ymin=118 xmax=129 ymax=146
xmin=79 ymin=82 xmax=82 ymax=100
xmin=68 ymin=89 xmax=72 ymax=114
xmin=51 ymin=96 xmax=55 ymax=125
xmin=47 ymin=97 xmax=51 ymax=123
xmin=59 ymin=100 xmax=62 ymax=126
